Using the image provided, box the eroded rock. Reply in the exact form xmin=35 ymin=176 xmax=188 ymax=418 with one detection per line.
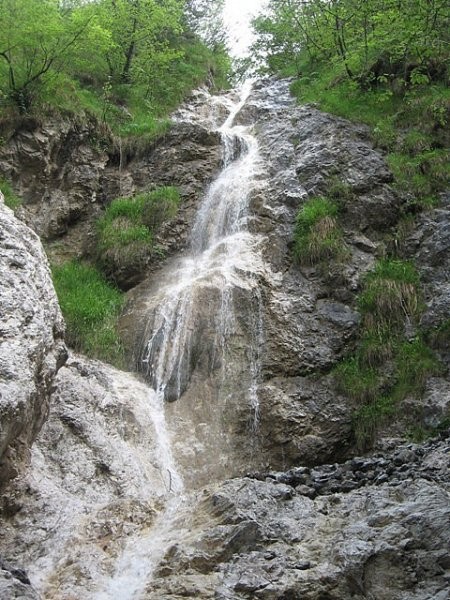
xmin=0 ymin=198 xmax=66 ymax=485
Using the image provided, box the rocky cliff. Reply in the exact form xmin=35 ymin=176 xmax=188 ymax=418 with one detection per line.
xmin=0 ymin=196 xmax=66 ymax=487
xmin=0 ymin=79 xmax=448 ymax=599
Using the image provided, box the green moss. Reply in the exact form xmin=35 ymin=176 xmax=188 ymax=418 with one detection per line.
xmin=0 ymin=178 xmax=22 ymax=210
xmin=52 ymin=261 xmax=124 ymax=366
xmin=294 ymin=196 xmax=343 ymax=264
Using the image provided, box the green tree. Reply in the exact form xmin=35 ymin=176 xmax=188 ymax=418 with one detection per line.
xmin=93 ymin=0 xmax=185 ymax=84
xmin=0 ymin=0 xmax=106 ymax=112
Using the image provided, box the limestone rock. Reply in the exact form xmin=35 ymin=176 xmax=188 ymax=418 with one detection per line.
xmin=0 ymin=354 xmax=171 ymax=598
xmin=0 ymin=200 xmax=66 ymax=485
xmin=146 ymin=434 xmax=450 ymax=600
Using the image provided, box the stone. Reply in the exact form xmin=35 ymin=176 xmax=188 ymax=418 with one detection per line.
xmin=0 ymin=202 xmax=66 ymax=485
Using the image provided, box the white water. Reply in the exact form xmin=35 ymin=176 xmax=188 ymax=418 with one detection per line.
xmin=97 ymin=81 xmax=265 ymax=599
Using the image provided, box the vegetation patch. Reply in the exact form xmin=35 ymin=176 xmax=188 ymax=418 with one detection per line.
xmin=97 ymin=186 xmax=180 ymax=287
xmin=0 ymin=179 xmax=22 ymax=211
xmin=357 ymin=259 xmax=421 ymax=329
xmin=334 ymin=259 xmax=442 ymax=449
xmin=293 ymin=197 xmax=344 ymax=264
xmin=52 ymin=261 xmax=124 ymax=367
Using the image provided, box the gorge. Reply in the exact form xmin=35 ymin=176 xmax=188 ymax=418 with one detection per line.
xmin=0 ymin=73 xmax=449 ymax=599
xmin=0 ymin=3 xmax=449 ymax=596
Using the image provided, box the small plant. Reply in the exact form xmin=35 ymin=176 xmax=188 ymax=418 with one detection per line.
xmin=96 ymin=187 xmax=179 ymax=287
xmin=358 ymin=259 xmax=421 ymax=329
xmin=52 ymin=261 xmax=124 ymax=366
xmin=0 ymin=178 xmax=22 ymax=210
xmin=334 ymin=356 xmax=380 ymax=403
xmin=294 ymin=196 xmax=343 ymax=264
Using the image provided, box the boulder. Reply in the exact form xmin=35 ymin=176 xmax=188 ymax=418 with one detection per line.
xmin=0 ymin=197 xmax=66 ymax=485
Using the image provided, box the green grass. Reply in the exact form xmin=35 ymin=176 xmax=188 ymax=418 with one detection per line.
xmin=290 ymin=64 xmax=402 ymax=127
xmin=334 ymin=356 xmax=380 ymax=403
xmin=98 ymin=187 xmax=180 ymax=252
xmin=52 ymin=261 xmax=124 ymax=366
xmin=387 ymin=149 xmax=449 ymax=209
xmin=96 ymin=186 xmax=180 ymax=285
xmin=393 ymin=338 xmax=442 ymax=397
xmin=141 ymin=186 xmax=180 ymax=230
xmin=334 ymin=258 xmax=442 ymax=450
xmin=293 ymin=196 xmax=344 ymax=264
xmin=357 ymin=259 xmax=421 ymax=328
xmin=0 ymin=178 xmax=22 ymax=210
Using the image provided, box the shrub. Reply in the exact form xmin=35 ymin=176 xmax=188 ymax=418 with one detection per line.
xmin=52 ymin=261 xmax=124 ymax=366
xmin=294 ymin=196 xmax=343 ymax=264
xmin=0 ymin=178 xmax=22 ymax=210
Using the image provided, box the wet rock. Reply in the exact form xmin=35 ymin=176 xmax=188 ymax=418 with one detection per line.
xmin=146 ymin=436 xmax=450 ymax=599
xmin=0 ymin=200 xmax=66 ymax=486
xmin=0 ymin=354 xmax=170 ymax=598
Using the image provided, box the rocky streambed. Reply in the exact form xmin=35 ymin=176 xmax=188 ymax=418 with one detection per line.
xmin=0 ymin=78 xmax=449 ymax=599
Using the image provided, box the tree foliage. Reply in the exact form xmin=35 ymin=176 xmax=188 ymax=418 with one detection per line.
xmin=0 ymin=0 xmax=230 ymax=114
xmin=253 ymin=0 xmax=450 ymax=89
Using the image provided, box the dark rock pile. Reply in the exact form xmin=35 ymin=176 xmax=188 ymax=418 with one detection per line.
xmin=252 ymin=429 xmax=450 ymax=497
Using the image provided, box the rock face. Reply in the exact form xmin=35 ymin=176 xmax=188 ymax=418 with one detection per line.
xmin=143 ymin=433 xmax=450 ymax=600
xmin=0 ymin=197 xmax=66 ymax=486
xmin=0 ymin=113 xmax=222 ymax=283
xmin=0 ymin=354 xmax=172 ymax=598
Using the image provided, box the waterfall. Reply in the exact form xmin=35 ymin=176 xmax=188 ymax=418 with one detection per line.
xmin=138 ymin=80 xmax=264 ymax=411
xmin=94 ymin=81 xmax=266 ymax=599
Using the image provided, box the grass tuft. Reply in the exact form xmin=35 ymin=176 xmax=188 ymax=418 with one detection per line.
xmin=52 ymin=261 xmax=124 ymax=366
xmin=96 ymin=187 xmax=180 ymax=286
xmin=294 ymin=196 xmax=344 ymax=264
xmin=358 ymin=259 xmax=421 ymax=329
xmin=0 ymin=178 xmax=22 ymax=210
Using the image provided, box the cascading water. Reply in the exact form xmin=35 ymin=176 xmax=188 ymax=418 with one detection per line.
xmin=138 ymin=80 xmax=262 ymax=406
xmin=95 ymin=81 xmax=267 ymax=599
